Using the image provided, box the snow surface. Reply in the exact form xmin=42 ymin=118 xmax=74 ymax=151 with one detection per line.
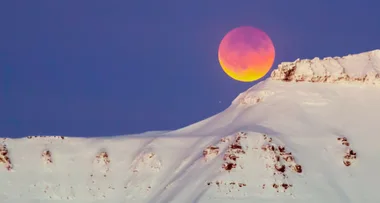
xmin=2 ymin=50 xmax=380 ymax=203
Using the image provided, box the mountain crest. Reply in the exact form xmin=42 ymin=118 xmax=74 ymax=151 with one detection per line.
xmin=270 ymin=49 xmax=380 ymax=84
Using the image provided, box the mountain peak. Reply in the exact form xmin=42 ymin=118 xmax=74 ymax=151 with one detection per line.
xmin=270 ymin=49 xmax=380 ymax=84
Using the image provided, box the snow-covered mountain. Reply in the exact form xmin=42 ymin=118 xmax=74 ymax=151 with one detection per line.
xmin=2 ymin=50 xmax=380 ymax=203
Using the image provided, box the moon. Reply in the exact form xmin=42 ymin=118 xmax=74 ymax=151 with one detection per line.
xmin=218 ymin=26 xmax=275 ymax=82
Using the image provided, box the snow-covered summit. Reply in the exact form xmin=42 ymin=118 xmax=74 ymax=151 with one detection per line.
xmin=1 ymin=50 xmax=380 ymax=203
xmin=270 ymin=49 xmax=380 ymax=84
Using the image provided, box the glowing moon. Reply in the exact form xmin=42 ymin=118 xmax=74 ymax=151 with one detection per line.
xmin=218 ymin=26 xmax=275 ymax=82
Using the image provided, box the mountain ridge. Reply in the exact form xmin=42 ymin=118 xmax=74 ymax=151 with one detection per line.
xmin=1 ymin=50 xmax=380 ymax=202
xmin=270 ymin=49 xmax=380 ymax=84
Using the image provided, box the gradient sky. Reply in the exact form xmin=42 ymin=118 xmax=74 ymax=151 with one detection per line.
xmin=1 ymin=1 xmax=380 ymax=137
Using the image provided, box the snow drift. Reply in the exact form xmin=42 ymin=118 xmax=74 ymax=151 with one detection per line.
xmin=2 ymin=50 xmax=380 ymax=203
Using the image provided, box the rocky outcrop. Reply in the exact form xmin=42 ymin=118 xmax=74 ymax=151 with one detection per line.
xmin=27 ymin=136 xmax=65 ymax=140
xmin=42 ymin=150 xmax=53 ymax=164
xmin=203 ymin=146 xmax=220 ymax=161
xmin=221 ymin=132 xmax=247 ymax=172
xmin=270 ymin=50 xmax=380 ymax=84
xmin=337 ymin=137 xmax=357 ymax=166
xmin=0 ymin=144 xmax=12 ymax=171
xmin=93 ymin=151 xmax=111 ymax=174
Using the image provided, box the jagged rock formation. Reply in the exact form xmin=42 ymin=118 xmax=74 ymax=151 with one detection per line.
xmin=270 ymin=50 xmax=380 ymax=84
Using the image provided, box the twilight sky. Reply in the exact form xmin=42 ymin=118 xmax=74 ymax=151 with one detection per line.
xmin=1 ymin=1 xmax=380 ymax=137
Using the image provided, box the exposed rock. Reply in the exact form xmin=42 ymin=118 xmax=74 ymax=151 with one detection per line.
xmin=337 ymin=137 xmax=357 ymax=167
xmin=270 ymin=50 xmax=380 ymax=85
xmin=0 ymin=144 xmax=12 ymax=171
xmin=42 ymin=150 xmax=53 ymax=164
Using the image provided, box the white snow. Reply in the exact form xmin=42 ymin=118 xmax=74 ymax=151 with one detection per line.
xmin=2 ymin=50 xmax=380 ymax=202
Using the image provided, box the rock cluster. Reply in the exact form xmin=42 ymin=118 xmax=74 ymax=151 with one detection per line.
xmin=0 ymin=144 xmax=12 ymax=171
xmin=337 ymin=137 xmax=357 ymax=166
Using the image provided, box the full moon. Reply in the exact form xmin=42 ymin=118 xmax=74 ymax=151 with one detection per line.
xmin=218 ymin=26 xmax=275 ymax=82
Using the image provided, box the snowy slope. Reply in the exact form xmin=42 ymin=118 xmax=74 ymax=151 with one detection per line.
xmin=2 ymin=50 xmax=380 ymax=203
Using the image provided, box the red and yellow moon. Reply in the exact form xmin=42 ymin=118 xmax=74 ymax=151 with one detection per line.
xmin=218 ymin=26 xmax=275 ymax=82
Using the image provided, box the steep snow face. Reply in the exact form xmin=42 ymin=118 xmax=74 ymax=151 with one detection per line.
xmin=2 ymin=50 xmax=380 ymax=203
xmin=270 ymin=49 xmax=380 ymax=84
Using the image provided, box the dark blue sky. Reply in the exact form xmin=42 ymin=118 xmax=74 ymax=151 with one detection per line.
xmin=1 ymin=1 xmax=380 ymax=137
